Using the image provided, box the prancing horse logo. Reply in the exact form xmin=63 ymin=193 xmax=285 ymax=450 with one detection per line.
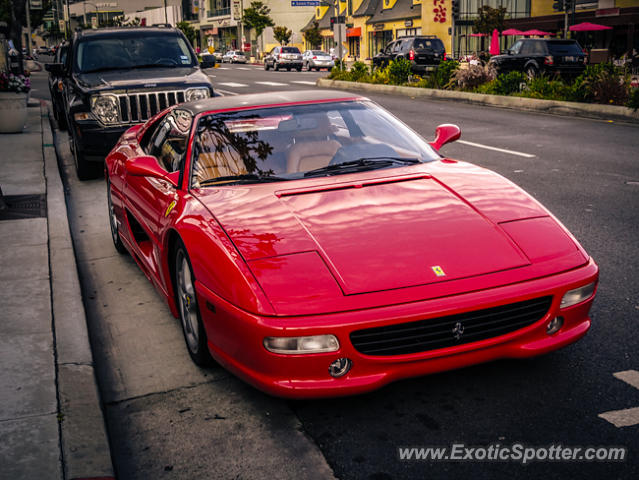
xmin=452 ymin=321 xmax=464 ymax=341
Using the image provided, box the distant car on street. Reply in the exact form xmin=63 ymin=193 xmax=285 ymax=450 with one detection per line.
xmin=373 ymin=35 xmax=446 ymax=73
xmin=221 ymin=50 xmax=247 ymax=63
xmin=489 ymin=39 xmax=587 ymax=78
xmin=105 ymin=90 xmax=598 ymax=399
xmin=302 ymin=50 xmax=334 ymax=71
xmin=264 ymin=46 xmax=303 ymax=71
xmin=38 ymin=45 xmax=50 ymax=55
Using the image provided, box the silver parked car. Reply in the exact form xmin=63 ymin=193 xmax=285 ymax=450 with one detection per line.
xmin=302 ymin=50 xmax=334 ymax=71
xmin=264 ymin=46 xmax=303 ymax=71
xmin=222 ymin=50 xmax=247 ymax=63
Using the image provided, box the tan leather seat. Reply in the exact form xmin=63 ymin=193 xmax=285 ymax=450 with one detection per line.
xmin=286 ymin=139 xmax=341 ymax=173
xmin=193 ymin=150 xmax=246 ymax=186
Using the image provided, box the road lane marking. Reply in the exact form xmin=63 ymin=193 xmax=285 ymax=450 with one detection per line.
xmin=215 ymin=88 xmax=239 ymax=96
xmin=254 ymin=81 xmax=288 ymax=86
xmin=599 ymin=407 xmax=639 ymax=428
xmin=614 ymin=370 xmax=639 ymax=390
xmin=598 ymin=370 xmax=639 ymax=427
xmin=217 ymin=82 xmax=248 ymax=88
xmin=236 ymin=67 xmax=251 ymax=70
xmin=216 ymin=67 xmax=229 ymax=70
xmin=457 ymin=140 xmax=536 ymax=158
xmin=291 ymin=80 xmax=317 ymax=85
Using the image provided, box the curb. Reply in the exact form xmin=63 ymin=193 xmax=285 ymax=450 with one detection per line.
xmin=316 ymin=78 xmax=639 ymax=124
xmin=41 ymin=102 xmax=115 ymax=480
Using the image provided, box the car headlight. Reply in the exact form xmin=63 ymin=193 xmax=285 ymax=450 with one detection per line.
xmin=560 ymin=282 xmax=596 ymax=309
xmin=185 ymin=87 xmax=210 ymax=102
xmin=90 ymin=95 xmax=119 ymax=124
xmin=263 ymin=335 xmax=339 ymax=354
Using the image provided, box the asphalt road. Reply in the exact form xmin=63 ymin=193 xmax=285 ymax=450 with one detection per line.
xmin=35 ymin=62 xmax=639 ymax=479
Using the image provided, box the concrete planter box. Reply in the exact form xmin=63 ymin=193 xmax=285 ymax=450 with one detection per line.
xmin=0 ymin=92 xmax=28 ymax=133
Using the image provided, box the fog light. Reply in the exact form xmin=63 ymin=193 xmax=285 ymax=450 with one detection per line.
xmin=329 ymin=358 xmax=352 ymax=378
xmin=560 ymin=282 xmax=596 ymax=309
xmin=547 ymin=316 xmax=564 ymax=335
xmin=263 ymin=334 xmax=339 ymax=354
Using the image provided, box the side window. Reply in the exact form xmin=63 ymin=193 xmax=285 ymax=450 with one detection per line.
xmin=392 ymin=41 xmax=403 ymax=54
xmin=147 ymin=110 xmax=192 ymax=173
xmin=510 ymin=41 xmax=523 ymax=55
xmin=140 ymin=113 xmax=169 ymax=154
xmin=533 ymin=42 xmax=546 ymax=54
xmin=384 ymin=42 xmax=394 ymax=54
xmin=520 ymin=41 xmax=534 ymax=55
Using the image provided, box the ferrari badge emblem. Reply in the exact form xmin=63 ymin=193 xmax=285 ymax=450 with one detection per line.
xmin=452 ymin=322 xmax=464 ymax=341
xmin=165 ymin=200 xmax=177 ymax=218
xmin=431 ymin=266 xmax=446 ymax=277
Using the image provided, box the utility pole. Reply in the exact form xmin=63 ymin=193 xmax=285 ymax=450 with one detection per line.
xmin=164 ymin=0 xmax=168 ymax=24
xmin=334 ymin=0 xmax=342 ymax=69
xmin=26 ymin=1 xmax=32 ymax=56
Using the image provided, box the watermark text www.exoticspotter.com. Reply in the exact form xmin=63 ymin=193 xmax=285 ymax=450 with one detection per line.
xmin=398 ymin=444 xmax=627 ymax=465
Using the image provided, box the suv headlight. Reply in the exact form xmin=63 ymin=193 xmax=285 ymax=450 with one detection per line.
xmin=185 ymin=87 xmax=210 ymax=102
xmin=90 ymin=95 xmax=120 ymax=124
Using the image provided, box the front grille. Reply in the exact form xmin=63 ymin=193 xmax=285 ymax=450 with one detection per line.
xmin=115 ymin=90 xmax=186 ymax=124
xmin=350 ymin=296 xmax=553 ymax=356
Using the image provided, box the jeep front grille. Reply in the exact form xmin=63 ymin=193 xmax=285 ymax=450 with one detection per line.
xmin=116 ymin=90 xmax=186 ymax=124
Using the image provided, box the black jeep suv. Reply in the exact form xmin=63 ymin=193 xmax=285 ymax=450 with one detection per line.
xmin=48 ymin=27 xmax=214 ymax=179
xmin=489 ymin=39 xmax=586 ymax=79
xmin=373 ymin=36 xmax=446 ymax=73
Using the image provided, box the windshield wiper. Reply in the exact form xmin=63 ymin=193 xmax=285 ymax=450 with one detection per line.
xmin=198 ymin=174 xmax=290 ymax=186
xmin=303 ymin=157 xmax=420 ymax=178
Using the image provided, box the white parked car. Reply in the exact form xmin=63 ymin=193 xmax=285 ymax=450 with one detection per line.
xmin=222 ymin=50 xmax=247 ymax=63
xmin=302 ymin=50 xmax=335 ymax=71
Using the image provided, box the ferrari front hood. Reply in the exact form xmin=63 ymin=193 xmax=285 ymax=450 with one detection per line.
xmin=274 ymin=176 xmax=530 ymax=294
xmin=201 ymin=174 xmax=538 ymax=296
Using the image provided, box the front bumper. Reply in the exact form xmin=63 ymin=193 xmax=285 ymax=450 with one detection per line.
xmin=196 ymin=258 xmax=598 ymax=399
xmin=73 ymin=120 xmax=132 ymax=162
xmin=72 ymin=120 xmax=129 ymax=163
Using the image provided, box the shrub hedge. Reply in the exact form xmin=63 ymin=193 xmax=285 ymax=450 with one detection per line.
xmin=327 ymin=59 xmax=639 ymax=111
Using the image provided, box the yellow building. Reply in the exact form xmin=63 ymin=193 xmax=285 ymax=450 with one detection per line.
xmin=418 ymin=1 xmax=638 ymax=60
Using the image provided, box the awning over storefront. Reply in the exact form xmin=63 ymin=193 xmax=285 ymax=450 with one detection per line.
xmin=347 ymin=27 xmax=361 ymax=37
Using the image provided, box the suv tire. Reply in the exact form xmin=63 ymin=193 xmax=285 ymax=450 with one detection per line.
xmin=526 ymin=65 xmax=538 ymax=79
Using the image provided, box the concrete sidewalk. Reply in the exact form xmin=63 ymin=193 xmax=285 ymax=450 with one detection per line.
xmin=0 ymin=101 xmax=113 ymax=479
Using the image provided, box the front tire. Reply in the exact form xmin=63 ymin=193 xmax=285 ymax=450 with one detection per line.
xmin=71 ymin=133 xmax=100 ymax=181
xmin=274 ymin=62 xmax=279 ymax=71
xmin=174 ymin=241 xmax=213 ymax=366
xmin=107 ymin=178 xmax=127 ymax=254
xmin=526 ymin=65 xmax=538 ymax=79
xmin=264 ymin=61 xmax=270 ymax=70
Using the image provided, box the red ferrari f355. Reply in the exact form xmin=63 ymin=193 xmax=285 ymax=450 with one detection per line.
xmin=105 ymin=90 xmax=598 ymax=398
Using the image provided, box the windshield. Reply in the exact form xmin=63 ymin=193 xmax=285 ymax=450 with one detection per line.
xmin=75 ymin=32 xmax=196 ymax=73
xmin=548 ymin=41 xmax=583 ymax=55
xmin=190 ymin=101 xmax=439 ymax=187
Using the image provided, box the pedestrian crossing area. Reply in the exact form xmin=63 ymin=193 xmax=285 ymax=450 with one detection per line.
xmin=215 ymin=79 xmax=320 ymax=90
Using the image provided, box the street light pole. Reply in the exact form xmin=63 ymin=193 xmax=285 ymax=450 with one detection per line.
xmin=164 ymin=0 xmax=168 ymax=24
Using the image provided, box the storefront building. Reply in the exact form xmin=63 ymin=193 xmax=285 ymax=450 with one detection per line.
xmin=505 ymin=1 xmax=638 ymax=60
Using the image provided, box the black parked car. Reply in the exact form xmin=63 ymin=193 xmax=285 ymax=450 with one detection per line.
xmin=489 ymin=39 xmax=586 ymax=78
xmin=45 ymin=42 xmax=69 ymax=129
xmin=46 ymin=27 xmax=214 ymax=180
xmin=264 ymin=46 xmax=303 ymax=71
xmin=373 ymin=36 xmax=446 ymax=73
